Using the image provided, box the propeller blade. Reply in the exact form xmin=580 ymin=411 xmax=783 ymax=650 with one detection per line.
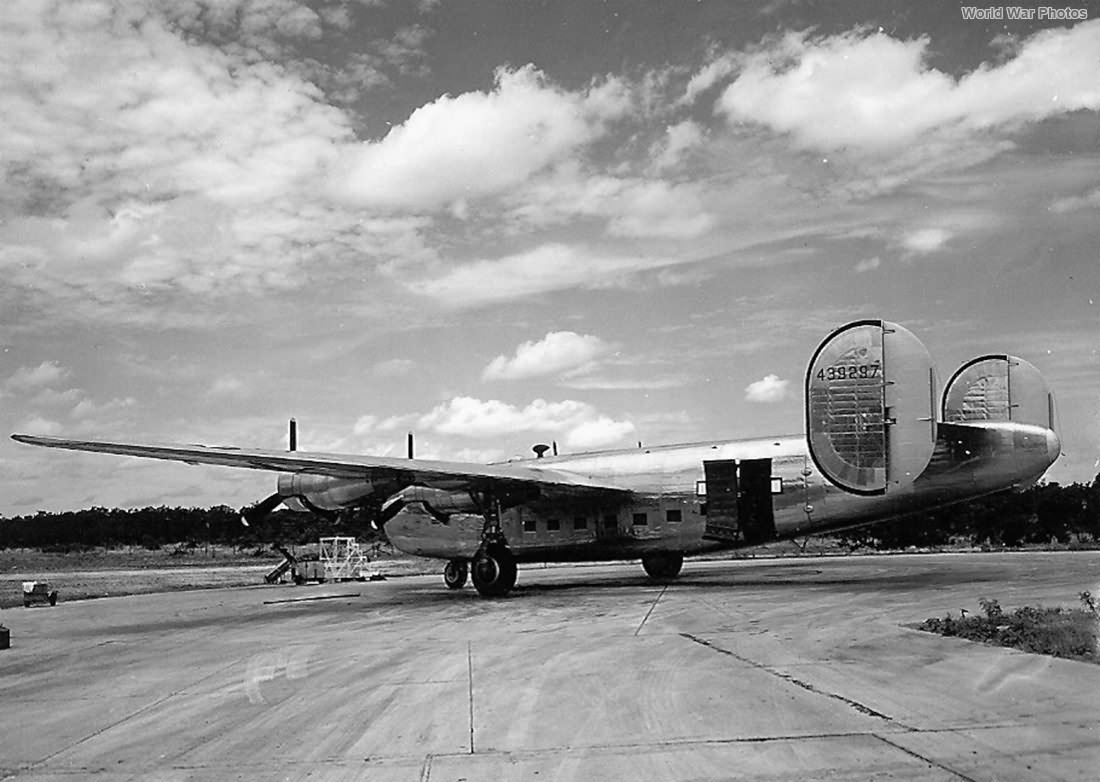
xmin=240 ymin=492 xmax=284 ymax=526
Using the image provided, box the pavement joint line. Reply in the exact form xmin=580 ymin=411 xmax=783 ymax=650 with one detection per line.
xmin=872 ymin=733 xmax=982 ymax=782
xmin=263 ymin=593 xmax=361 ymax=605
xmin=30 ymin=717 xmax=1097 ymax=776
xmin=90 ymin=729 xmax=957 ymax=772
xmin=679 ymin=632 xmax=913 ymax=728
xmin=24 ymin=656 xmax=245 ymax=770
xmin=634 ymin=584 xmax=669 ymax=636
xmin=466 ymin=640 xmax=475 ymax=755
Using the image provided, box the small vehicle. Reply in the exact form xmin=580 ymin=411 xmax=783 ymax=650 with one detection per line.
xmin=23 ymin=581 xmax=58 ymax=608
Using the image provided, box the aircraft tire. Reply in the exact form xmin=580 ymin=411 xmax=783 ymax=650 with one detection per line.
xmin=642 ymin=552 xmax=683 ymax=580
xmin=444 ymin=559 xmax=468 ymax=589
xmin=471 ymin=546 xmax=517 ymax=597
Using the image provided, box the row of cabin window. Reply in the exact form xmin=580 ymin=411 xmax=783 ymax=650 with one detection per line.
xmin=522 ymin=508 xmax=683 ymax=533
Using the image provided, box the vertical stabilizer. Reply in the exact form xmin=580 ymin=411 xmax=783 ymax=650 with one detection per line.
xmin=806 ymin=320 xmax=937 ymax=495
xmin=942 ymin=355 xmax=1054 ymax=429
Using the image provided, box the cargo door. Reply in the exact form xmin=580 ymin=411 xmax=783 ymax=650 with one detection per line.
xmin=737 ymin=458 xmax=776 ymax=544
xmin=703 ymin=459 xmax=740 ymax=542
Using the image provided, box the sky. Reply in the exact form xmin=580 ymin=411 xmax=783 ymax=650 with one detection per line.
xmin=1 ymin=0 xmax=1099 ymax=515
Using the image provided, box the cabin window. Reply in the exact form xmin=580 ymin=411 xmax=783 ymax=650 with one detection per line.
xmin=523 ymin=518 xmax=537 ymax=533
xmin=632 ymin=512 xmax=648 ymax=526
xmin=771 ymin=477 xmax=784 ymax=494
xmin=547 ymin=518 xmax=560 ymax=531
xmin=573 ymin=515 xmax=588 ymax=530
xmin=666 ymin=509 xmax=682 ymax=523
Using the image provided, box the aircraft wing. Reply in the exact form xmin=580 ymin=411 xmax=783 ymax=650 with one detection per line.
xmin=10 ymin=434 xmax=630 ymax=494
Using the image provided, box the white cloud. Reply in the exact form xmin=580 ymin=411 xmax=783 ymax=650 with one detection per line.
xmin=353 ymin=415 xmax=378 ymax=436
xmin=745 ymin=374 xmax=789 ymax=403
xmin=413 ymin=243 xmax=674 ymax=307
xmin=417 ymin=396 xmax=633 ymax=449
xmin=483 ymin=332 xmax=611 ymax=381
xmin=651 ymin=121 xmax=706 ymax=171
xmin=331 ymin=65 xmax=629 ymax=211
xmin=0 ymin=0 xmax=392 ymax=324
xmin=1 ymin=3 xmax=353 ymax=207
xmin=350 ymin=414 xmax=415 ymax=440
xmin=18 ymin=416 xmax=62 ymax=436
xmin=508 ymin=165 xmax=716 ymax=239
xmin=900 ymin=228 xmax=951 ymax=254
xmin=682 ymin=52 xmax=738 ymax=105
xmin=5 ymin=361 xmax=69 ymax=391
xmin=717 ymin=22 xmax=1100 ymax=150
xmin=603 ymin=179 xmax=716 ymax=239
xmin=71 ymin=396 xmax=135 ymax=420
xmin=166 ymin=0 xmax=325 ymax=47
xmin=854 ymin=256 xmax=881 ymax=273
xmin=1049 ymin=187 xmax=1100 ymax=214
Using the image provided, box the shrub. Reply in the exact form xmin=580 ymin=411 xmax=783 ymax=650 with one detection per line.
xmin=919 ymin=598 xmax=1099 ymax=663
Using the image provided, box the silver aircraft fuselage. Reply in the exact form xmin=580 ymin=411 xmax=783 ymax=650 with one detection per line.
xmin=384 ymin=420 xmax=1060 ymax=562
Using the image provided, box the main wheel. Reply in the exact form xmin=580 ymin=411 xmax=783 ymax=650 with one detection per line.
xmin=471 ymin=546 xmax=517 ymax=597
xmin=444 ymin=559 xmax=468 ymax=589
xmin=642 ymin=552 xmax=684 ymax=580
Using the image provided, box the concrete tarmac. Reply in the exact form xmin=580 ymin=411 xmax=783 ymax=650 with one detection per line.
xmin=2 ymin=552 xmax=1098 ymax=781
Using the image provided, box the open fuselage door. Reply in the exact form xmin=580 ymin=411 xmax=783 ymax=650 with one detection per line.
xmin=702 ymin=458 xmax=776 ymax=545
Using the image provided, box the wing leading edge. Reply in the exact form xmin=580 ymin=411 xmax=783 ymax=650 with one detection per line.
xmin=10 ymin=434 xmax=630 ymax=495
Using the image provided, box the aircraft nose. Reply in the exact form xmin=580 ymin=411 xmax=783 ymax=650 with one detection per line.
xmin=1046 ymin=428 xmax=1061 ymax=465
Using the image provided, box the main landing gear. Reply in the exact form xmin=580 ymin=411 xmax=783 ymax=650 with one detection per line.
xmin=641 ymin=552 xmax=683 ymax=581
xmin=439 ymin=493 xmax=519 ymax=597
xmin=468 ymin=494 xmax=518 ymax=598
xmin=443 ymin=559 xmax=468 ymax=589
xmin=471 ymin=544 xmax=517 ymax=597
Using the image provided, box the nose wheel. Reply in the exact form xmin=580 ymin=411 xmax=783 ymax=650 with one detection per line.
xmin=443 ymin=559 xmax=468 ymax=589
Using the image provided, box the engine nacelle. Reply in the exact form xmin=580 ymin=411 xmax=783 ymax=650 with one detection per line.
xmin=277 ymin=474 xmax=376 ymax=511
xmin=391 ymin=485 xmax=480 ymax=515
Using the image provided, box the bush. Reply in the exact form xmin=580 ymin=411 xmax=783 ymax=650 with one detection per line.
xmin=919 ymin=596 xmax=1099 ymax=663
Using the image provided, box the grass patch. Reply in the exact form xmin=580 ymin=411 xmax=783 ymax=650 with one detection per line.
xmin=918 ymin=594 xmax=1099 ymax=663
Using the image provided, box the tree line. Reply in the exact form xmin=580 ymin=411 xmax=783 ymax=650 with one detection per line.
xmin=1 ymin=477 xmax=1098 ymax=551
xmin=832 ymin=477 xmax=1100 ymax=549
xmin=0 ymin=505 xmax=370 ymax=551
